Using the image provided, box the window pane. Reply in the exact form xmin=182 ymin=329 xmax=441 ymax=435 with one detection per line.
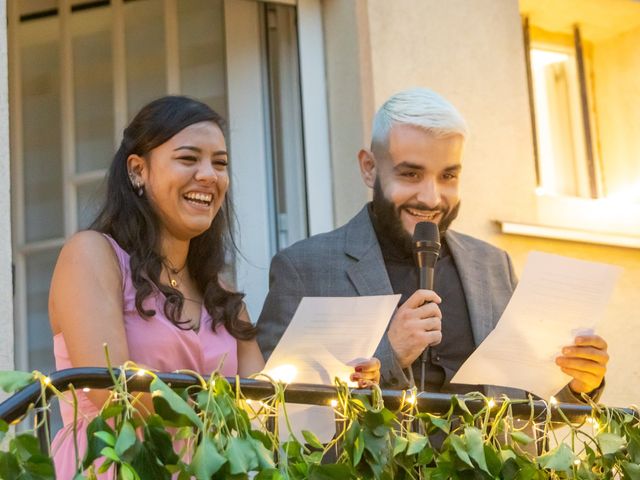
xmin=20 ymin=18 xmax=64 ymax=243
xmin=77 ymin=179 xmax=107 ymax=230
xmin=26 ymin=248 xmax=59 ymax=375
xmin=72 ymin=5 xmax=114 ymax=173
xmin=125 ymin=0 xmax=166 ymax=118
xmin=178 ymin=0 xmax=227 ymax=117
xmin=265 ymin=4 xmax=308 ymax=249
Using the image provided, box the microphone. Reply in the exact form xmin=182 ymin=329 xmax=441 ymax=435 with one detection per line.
xmin=412 ymin=221 xmax=441 ymax=291
xmin=412 ymin=221 xmax=441 ymax=392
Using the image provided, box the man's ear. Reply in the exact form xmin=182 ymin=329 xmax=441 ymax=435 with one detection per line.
xmin=127 ymin=154 xmax=147 ymax=183
xmin=358 ymin=149 xmax=376 ymax=188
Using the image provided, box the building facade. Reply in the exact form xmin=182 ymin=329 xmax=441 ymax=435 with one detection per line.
xmin=1 ymin=0 xmax=639 ymax=408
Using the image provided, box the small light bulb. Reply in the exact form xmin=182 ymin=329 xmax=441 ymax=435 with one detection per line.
xmin=487 ymin=398 xmax=496 ymax=408
xmin=43 ymin=377 xmax=51 ymax=385
xmin=406 ymin=394 xmax=416 ymax=405
xmin=82 ymin=387 xmax=91 ymax=393
xmin=245 ymin=399 xmax=253 ymax=405
xmin=329 ymin=399 xmax=338 ymax=408
xmin=268 ymin=364 xmax=298 ymax=384
xmin=574 ymin=459 xmax=581 ymax=466
xmin=136 ymin=369 xmax=147 ymax=377
xmin=549 ymin=396 xmax=558 ymax=406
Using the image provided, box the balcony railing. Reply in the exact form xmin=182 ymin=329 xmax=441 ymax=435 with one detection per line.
xmin=1 ymin=367 xmax=621 ymax=459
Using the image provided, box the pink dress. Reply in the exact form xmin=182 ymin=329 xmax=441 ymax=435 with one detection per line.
xmin=51 ymin=235 xmax=238 ymax=478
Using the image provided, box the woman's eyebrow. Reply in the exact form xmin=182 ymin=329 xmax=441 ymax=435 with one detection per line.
xmin=173 ymin=145 xmax=228 ymax=156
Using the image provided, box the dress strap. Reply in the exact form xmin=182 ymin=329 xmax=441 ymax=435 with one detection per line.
xmin=101 ymin=233 xmax=130 ymax=291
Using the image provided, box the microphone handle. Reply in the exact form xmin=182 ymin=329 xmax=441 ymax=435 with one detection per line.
xmin=418 ymin=266 xmax=435 ymax=291
xmin=419 ymin=266 xmax=435 ymax=391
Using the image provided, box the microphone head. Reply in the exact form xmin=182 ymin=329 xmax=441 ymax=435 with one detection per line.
xmin=412 ymin=221 xmax=440 ymax=268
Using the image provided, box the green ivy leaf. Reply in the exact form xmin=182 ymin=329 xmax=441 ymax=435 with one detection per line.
xmin=114 ymin=422 xmax=139 ymax=460
xmin=500 ymin=448 xmax=516 ymax=462
xmin=100 ymin=446 xmax=120 ymax=463
xmin=302 ymin=430 xmax=324 ymax=450
xmin=597 ymin=432 xmax=626 ymax=455
xmin=120 ymin=462 xmax=139 ymax=480
xmin=406 ymin=432 xmax=428 ymax=456
xmin=254 ymin=469 xmax=286 ymax=480
xmin=11 ymin=433 xmax=41 ymax=462
xmin=143 ymin=416 xmax=179 ymax=466
xmin=0 ymin=419 xmax=8 ymax=443
xmin=511 ymin=431 xmax=534 ymax=445
xmin=308 ymin=463 xmax=354 ymax=479
xmin=362 ymin=429 xmax=388 ymax=464
xmin=417 ymin=446 xmax=434 ymax=466
xmin=538 ymin=443 xmax=575 ymax=471
xmin=420 ymin=413 xmax=451 ymax=434
xmin=484 ymin=444 xmax=502 ymax=476
xmin=465 ymin=426 xmax=489 ymax=473
xmin=100 ymin=403 xmax=124 ymax=420
xmin=0 ymin=451 xmax=20 ymax=480
xmin=393 ymin=436 xmax=408 ymax=457
xmin=130 ymin=442 xmax=171 ymax=480
xmin=97 ymin=458 xmax=113 ymax=474
xmin=150 ymin=378 xmax=203 ymax=429
xmin=83 ymin=416 xmax=115 ymax=470
xmin=621 ymin=461 xmax=640 ymax=480
xmin=93 ymin=431 xmax=116 ymax=447
xmin=448 ymin=435 xmax=474 ymax=469
xmin=283 ymin=439 xmax=303 ymax=459
xmin=191 ymin=437 xmax=225 ymax=479
xmin=353 ymin=431 xmax=365 ymax=466
xmin=451 ymin=396 xmax=474 ymax=423
xmin=0 ymin=371 xmax=35 ymax=393
xmin=226 ymin=436 xmax=258 ymax=474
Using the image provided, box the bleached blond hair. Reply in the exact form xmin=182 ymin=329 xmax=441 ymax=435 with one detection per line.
xmin=371 ymin=87 xmax=468 ymax=152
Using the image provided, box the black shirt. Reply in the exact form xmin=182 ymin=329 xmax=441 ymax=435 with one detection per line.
xmin=369 ymin=207 xmax=477 ymax=392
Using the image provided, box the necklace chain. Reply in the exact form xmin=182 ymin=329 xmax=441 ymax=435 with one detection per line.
xmin=164 ymin=259 xmax=187 ymax=288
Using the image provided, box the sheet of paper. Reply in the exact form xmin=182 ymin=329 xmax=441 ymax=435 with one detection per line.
xmin=452 ymin=251 xmax=621 ymax=401
xmin=262 ymin=295 xmax=400 ymax=442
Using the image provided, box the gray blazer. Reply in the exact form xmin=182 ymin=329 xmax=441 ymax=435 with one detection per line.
xmin=257 ymin=205 xmax=594 ymax=403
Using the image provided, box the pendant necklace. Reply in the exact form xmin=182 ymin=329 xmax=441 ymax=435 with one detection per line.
xmin=164 ymin=260 xmax=187 ymax=288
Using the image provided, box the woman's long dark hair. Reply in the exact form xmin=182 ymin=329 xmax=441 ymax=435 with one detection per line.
xmin=91 ymin=95 xmax=255 ymax=341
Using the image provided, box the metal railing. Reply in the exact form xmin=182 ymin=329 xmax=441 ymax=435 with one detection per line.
xmin=0 ymin=367 xmax=613 ymax=456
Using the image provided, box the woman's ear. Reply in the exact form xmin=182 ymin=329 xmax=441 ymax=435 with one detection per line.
xmin=358 ymin=149 xmax=377 ymax=189
xmin=127 ymin=154 xmax=146 ymax=184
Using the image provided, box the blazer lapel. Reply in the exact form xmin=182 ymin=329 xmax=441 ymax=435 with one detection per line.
xmin=446 ymin=231 xmax=494 ymax=346
xmin=344 ymin=207 xmax=394 ymax=296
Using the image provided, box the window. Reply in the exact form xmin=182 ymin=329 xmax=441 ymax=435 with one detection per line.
xmin=9 ymin=0 xmax=319 ymax=381
xmin=521 ymin=0 xmax=640 ymax=204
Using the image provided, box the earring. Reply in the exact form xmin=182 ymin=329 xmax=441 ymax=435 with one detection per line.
xmin=128 ymin=172 xmax=144 ymax=197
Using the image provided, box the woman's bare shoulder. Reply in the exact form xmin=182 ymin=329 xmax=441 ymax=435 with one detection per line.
xmin=59 ymin=230 xmax=118 ymax=266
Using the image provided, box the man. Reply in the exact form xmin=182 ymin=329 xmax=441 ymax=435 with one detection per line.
xmin=257 ymin=88 xmax=607 ymax=402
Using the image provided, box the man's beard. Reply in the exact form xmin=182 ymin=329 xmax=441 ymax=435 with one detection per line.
xmin=371 ymin=178 xmax=460 ymax=255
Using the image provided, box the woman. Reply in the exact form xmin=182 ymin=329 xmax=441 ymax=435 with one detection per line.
xmin=49 ymin=96 xmax=379 ymax=477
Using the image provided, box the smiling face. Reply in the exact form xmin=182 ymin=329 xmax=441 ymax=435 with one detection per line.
xmin=359 ymin=124 xmax=464 ymax=243
xmin=127 ymin=121 xmax=229 ymax=242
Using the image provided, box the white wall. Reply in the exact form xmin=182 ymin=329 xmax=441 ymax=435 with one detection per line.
xmin=592 ymin=25 xmax=640 ymax=198
xmin=0 ymin=0 xmax=14 ymax=374
xmin=366 ymin=0 xmax=538 ymax=238
xmin=321 ymin=0 xmax=373 ymax=227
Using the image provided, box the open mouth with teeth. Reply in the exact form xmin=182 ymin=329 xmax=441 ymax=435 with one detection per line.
xmin=183 ymin=192 xmax=213 ymax=207
xmin=404 ymin=207 xmax=440 ymax=221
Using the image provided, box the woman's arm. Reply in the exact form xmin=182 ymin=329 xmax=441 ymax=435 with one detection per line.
xmin=235 ymin=306 xmax=265 ymax=377
xmin=49 ymin=231 xmax=130 ymax=410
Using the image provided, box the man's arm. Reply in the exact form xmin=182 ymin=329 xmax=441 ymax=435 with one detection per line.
xmin=256 ymin=251 xmax=305 ymax=360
